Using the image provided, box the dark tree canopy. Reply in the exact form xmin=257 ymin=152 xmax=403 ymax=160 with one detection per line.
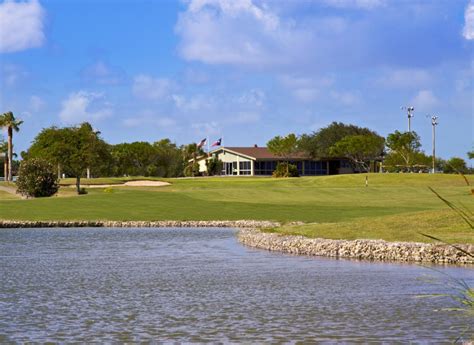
xmin=25 ymin=123 xmax=111 ymax=194
xmin=300 ymin=122 xmax=381 ymax=158
xmin=267 ymin=133 xmax=299 ymax=175
xmin=206 ymin=156 xmax=223 ymax=176
xmin=444 ymin=157 xmax=468 ymax=174
xmin=329 ymin=134 xmax=385 ymax=172
xmin=385 ymin=130 xmax=422 ymax=170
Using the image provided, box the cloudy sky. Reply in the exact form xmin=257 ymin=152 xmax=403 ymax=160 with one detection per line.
xmin=0 ymin=0 xmax=472 ymax=159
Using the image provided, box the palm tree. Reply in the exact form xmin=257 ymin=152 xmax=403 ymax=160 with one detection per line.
xmin=0 ymin=139 xmax=7 ymax=181
xmin=0 ymin=112 xmax=23 ymax=181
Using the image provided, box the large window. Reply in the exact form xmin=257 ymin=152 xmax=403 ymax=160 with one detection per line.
xmin=239 ymin=161 xmax=251 ymax=175
xmin=303 ymin=161 xmax=327 ymax=175
xmin=254 ymin=161 xmax=277 ymax=175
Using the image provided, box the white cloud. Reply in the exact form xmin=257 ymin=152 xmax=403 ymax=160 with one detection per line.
xmin=172 ymin=94 xmax=215 ymax=111
xmin=184 ymin=68 xmax=210 ymax=84
xmin=411 ymin=89 xmax=439 ymax=111
xmin=0 ymin=0 xmax=45 ymax=53
xmin=323 ymin=0 xmax=385 ymax=9
xmin=279 ymin=74 xmax=334 ymax=103
xmin=132 ymin=74 xmax=176 ymax=100
xmin=330 ymin=90 xmax=361 ymax=105
xmin=1 ymin=63 xmax=28 ymax=86
xmin=59 ymin=91 xmax=112 ymax=124
xmin=226 ymin=111 xmax=261 ymax=124
xmin=175 ymin=0 xmax=308 ymax=67
xmin=192 ymin=121 xmax=220 ymax=136
xmin=29 ymin=95 xmax=45 ymax=111
xmin=463 ymin=1 xmax=474 ymax=40
xmin=236 ymin=89 xmax=265 ymax=107
xmin=375 ymin=68 xmax=432 ymax=88
xmin=122 ymin=113 xmax=176 ymax=128
xmin=81 ymin=61 xmax=126 ymax=85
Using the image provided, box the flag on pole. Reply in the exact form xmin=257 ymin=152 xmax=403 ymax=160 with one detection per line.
xmin=197 ymin=138 xmax=207 ymax=148
xmin=211 ymin=138 xmax=222 ymax=147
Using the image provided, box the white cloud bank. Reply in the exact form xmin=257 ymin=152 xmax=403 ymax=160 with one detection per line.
xmin=0 ymin=0 xmax=45 ymax=53
xmin=175 ymin=0 xmax=308 ymax=67
xmin=81 ymin=61 xmax=127 ymax=85
xmin=323 ymin=0 xmax=385 ymax=9
xmin=59 ymin=91 xmax=112 ymax=124
xmin=132 ymin=74 xmax=176 ymax=101
xmin=411 ymin=89 xmax=439 ymax=111
xmin=463 ymin=1 xmax=474 ymax=40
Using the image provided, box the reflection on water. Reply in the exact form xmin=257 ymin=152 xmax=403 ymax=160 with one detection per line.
xmin=0 ymin=228 xmax=472 ymax=342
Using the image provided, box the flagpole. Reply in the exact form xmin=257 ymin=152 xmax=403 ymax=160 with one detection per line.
xmin=207 ymin=136 xmax=210 ymax=156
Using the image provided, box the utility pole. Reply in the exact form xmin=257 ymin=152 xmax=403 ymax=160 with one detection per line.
xmin=401 ymin=106 xmax=415 ymax=132
xmin=429 ymin=115 xmax=438 ymax=173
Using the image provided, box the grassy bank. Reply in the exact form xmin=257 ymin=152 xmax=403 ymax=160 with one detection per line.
xmin=0 ymin=174 xmax=472 ymax=244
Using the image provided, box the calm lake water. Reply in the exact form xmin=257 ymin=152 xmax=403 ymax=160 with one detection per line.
xmin=0 ymin=227 xmax=472 ymax=343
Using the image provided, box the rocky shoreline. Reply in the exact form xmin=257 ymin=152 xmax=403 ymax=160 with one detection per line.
xmin=0 ymin=219 xmax=280 ymax=229
xmin=237 ymin=228 xmax=474 ymax=265
xmin=1 ymin=220 xmax=472 ymax=264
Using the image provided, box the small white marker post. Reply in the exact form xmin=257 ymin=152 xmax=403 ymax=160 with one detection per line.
xmin=365 ymin=175 xmax=368 ymax=187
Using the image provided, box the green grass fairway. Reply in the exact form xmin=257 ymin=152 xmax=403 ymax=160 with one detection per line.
xmin=0 ymin=174 xmax=472 ymax=244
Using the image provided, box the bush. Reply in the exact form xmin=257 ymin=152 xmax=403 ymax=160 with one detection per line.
xmin=184 ymin=162 xmax=201 ymax=177
xmin=16 ymin=158 xmax=59 ymax=197
xmin=444 ymin=157 xmax=468 ymax=174
xmin=272 ymin=162 xmax=299 ymax=178
xmin=78 ymin=187 xmax=88 ymax=195
xmin=206 ymin=157 xmax=223 ymax=176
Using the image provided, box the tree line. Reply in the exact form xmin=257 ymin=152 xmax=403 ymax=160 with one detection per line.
xmin=267 ymin=122 xmax=472 ymax=175
xmin=1 ymin=111 xmax=472 ymax=193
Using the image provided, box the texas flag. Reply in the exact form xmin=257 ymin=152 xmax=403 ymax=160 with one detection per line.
xmin=197 ymin=138 xmax=207 ymax=148
xmin=211 ymin=138 xmax=222 ymax=147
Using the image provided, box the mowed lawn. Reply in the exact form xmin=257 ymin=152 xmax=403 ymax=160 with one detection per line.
xmin=0 ymin=174 xmax=472 ymax=244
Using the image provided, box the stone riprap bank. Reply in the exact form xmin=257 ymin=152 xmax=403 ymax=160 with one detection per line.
xmin=0 ymin=220 xmax=279 ymax=229
xmin=238 ymin=229 xmax=473 ymax=265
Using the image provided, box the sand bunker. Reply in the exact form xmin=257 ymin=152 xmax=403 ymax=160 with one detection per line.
xmin=123 ymin=180 xmax=170 ymax=187
xmin=74 ymin=180 xmax=171 ymax=188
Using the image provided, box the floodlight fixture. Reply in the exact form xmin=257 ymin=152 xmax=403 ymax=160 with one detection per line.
xmin=401 ymin=106 xmax=415 ymax=132
xmin=427 ymin=115 xmax=439 ymax=173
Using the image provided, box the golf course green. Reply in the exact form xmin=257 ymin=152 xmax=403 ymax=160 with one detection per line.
xmin=0 ymin=173 xmax=472 ymax=244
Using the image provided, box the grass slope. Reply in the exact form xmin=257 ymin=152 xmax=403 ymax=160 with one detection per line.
xmin=0 ymin=174 xmax=472 ymax=243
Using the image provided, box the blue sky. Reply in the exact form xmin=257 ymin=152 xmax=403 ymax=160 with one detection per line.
xmin=0 ymin=0 xmax=473 ymax=160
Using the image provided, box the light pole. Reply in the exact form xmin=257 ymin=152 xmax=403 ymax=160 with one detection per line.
xmin=401 ymin=106 xmax=415 ymax=132
xmin=429 ymin=115 xmax=438 ymax=173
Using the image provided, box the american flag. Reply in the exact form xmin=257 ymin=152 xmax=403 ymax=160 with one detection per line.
xmin=197 ymin=138 xmax=207 ymax=148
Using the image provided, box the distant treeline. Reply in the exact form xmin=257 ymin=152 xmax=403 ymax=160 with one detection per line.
xmin=1 ymin=121 xmax=472 ymax=180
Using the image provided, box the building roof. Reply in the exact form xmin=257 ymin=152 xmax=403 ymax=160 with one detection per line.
xmin=217 ymin=147 xmax=309 ymax=160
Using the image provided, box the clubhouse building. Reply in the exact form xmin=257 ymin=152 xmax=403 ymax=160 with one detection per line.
xmin=195 ymin=146 xmax=354 ymax=176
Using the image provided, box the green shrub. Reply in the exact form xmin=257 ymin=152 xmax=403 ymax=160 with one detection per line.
xmin=78 ymin=187 xmax=88 ymax=195
xmin=206 ymin=157 xmax=223 ymax=176
xmin=272 ymin=162 xmax=299 ymax=178
xmin=184 ymin=162 xmax=201 ymax=177
xmin=16 ymin=158 xmax=59 ymax=197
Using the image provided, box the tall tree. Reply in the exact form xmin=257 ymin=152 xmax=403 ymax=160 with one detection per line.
xmin=267 ymin=133 xmax=299 ymax=174
xmin=111 ymin=142 xmax=157 ymax=176
xmin=385 ymin=130 xmax=422 ymax=171
xmin=154 ymin=139 xmax=183 ymax=177
xmin=25 ymin=123 xmax=110 ymax=194
xmin=182 ymin=143 xmax=204 ymax=177
xmin=300 ymin=122 xmax=378 ymax=159
xmin=0 ymin=138 xmax=7 ymax=180
xmin=0 ymin=112 xmax=23 ymax=181
xmin=329 ymin=134 xmax=385 ymax=172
